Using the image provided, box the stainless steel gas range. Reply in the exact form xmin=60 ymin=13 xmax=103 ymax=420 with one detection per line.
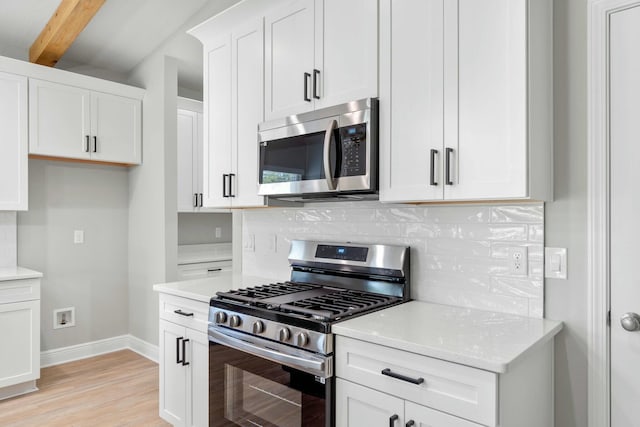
xmin=207 ymin=240 xmax=410 ymax=427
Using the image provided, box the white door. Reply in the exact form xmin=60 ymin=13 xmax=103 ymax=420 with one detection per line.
xmin=405 ymin=401 xmax=482 ymax=427
xmin=610 ymin=5 xmax=640 ymax=426
xmin=0 ymin=300 xmax=40 ymax=388
xmin=91 ymin=92 xmax=141 ymax=164
xmin=0 ymin=71 xmax=28 ymax=211
xmin=28 ymin=79 xmax=91 ymax=160
xmin=265 ymin=0 xmax=315 ymax=120
xmin=316 ymin=0 xmax=378 ymax=109
xmin=379 ymin=0 xmax=444 ymax=203
xmin=336 ymin=378 xmax=404 ymax=427
xmin=231 ymin=19 xmax=266 ymax=208
xmin=177 ymin=109 xmax=198 ymax=212
xmin=203 ymin=35 xmax=233 ymax=208
xmin=444 ymin=0 xmax=527 ymax=200
xmin=186 ymin=329 xmax=209 ymax=427
xmin=159 ymin=319 xmax=187 ymax=426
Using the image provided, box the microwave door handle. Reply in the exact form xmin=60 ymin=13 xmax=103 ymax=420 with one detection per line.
xmin=323 ymin=119 xmax=338 ymax=191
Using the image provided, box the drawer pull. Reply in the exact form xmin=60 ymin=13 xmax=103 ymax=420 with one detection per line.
xmin=406 ymin=421 xmax=415 ymax=427
xmin=174 ymin=309 xmax=194 ymax=317
xmin=381 ymin=368 xmax=425 ymax=385
xmin=207 ymin=268 xmax=222 ymax=272
xmin=389 ymin=414 xmax=399 ymax=427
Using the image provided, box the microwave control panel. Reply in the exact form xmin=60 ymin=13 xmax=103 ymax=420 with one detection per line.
xmin=339 ymin=123 xmax=367 ymax=176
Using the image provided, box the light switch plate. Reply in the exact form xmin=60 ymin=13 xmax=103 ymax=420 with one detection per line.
xmin=545 ymin=247 xmax=567 ymax=279
xmin=243 ymin=234 xmax=255 ymax=252
xmin=74 ymin=230 xmax=84 ymax=244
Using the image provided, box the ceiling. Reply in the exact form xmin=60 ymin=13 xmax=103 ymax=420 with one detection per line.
xmin=0 ymin=0 xmax=239 ymax=93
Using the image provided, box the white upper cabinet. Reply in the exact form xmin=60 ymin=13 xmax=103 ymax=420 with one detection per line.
xmin=231 ymin=20 xmax=267 ymax=207
xmin=177 ymin=99 xmax=203 ymax=212
xmin=316 ymin=0 xmax=378 ymax=109
xmin=265 ymin=0 xmax=378 ymax=120
xmin=265 ymin=0 xmax=315 ymax=119
xmin=0 ymin=71 xmax=28 ymax=211
xmin=29 ymin=79 xmax=142 ymax=165
xmin=90 ymin=91 xmax=141 ymax=164
xmin=199 ymin=19 xmax=266 ymax=209
xmin=380 ymin=0 xmax=552 ymax=203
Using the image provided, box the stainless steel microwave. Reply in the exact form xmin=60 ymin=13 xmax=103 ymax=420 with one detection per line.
xmin=257 ymin=98 xmax=378 ymax=201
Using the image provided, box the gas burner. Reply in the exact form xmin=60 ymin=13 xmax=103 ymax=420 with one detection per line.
xmin=209 ymin=240 xmax=410 ymax=355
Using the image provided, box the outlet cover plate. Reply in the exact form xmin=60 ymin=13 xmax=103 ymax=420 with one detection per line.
xmin=508 ymin=246 xmax=529 ymax=276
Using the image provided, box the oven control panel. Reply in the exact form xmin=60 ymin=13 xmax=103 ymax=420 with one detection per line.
xmin=210 ymin=307 xmax=332 ymax=355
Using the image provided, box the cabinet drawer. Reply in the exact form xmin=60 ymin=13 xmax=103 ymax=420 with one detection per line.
xmin=159 ymin=293 xmax=209 ymax=333
xmin=0 ymin=279 xmax=40 ymax=304
xmin=177 ymin=260 xmax=232 ymax=280
xmin=336 ymin=336 xmax=497 ymax=426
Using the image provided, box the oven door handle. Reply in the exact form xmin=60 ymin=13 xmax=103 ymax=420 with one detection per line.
xmin=323 ymin=119 xmax=338 ymax=191
xmin=209 ymin=327 xmax=332 ymax=379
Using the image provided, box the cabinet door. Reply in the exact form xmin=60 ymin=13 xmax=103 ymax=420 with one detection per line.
xmin=0 ymin=72 xmax=28 ymax=211
xmin=186 ymin=329 xmax=209 ymax=427
xmin=159 ymin=319 xmax=187 ymax=426
xmin=265 ymin=0 xmax=315 ymax=120
xmin=379 ymin=0 xmax=445 ymax=202
xmin=315 ymin=0 xmax=378 ymax=109
xmin=178 ymin=109 xmax=199 ymax=212
xmin=405 ymin=401 xmax=483 ymax=427
xmin=203 ymin=35 xmax=233 ymax=208
xmin=91 ymin=92 xmax=142 ymax=164
xmin=29 ymin=79 xmax=91 ymax=160
xmin=0 ymin=300 xmax=40 ymax=388
xmin=336 ymin=378 xmax=404 ymax=427
xmin=231 ymin=19 xmax=266 ymax=207
xmin=444 ymin=0 xmax=527 ymax=200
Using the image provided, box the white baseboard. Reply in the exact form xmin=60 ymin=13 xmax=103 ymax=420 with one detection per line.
xmin=41 ymin=335 xmax=158 ymax=368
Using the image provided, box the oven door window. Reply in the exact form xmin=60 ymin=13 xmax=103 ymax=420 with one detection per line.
xmin=210 ymin=342 xmax=328 ymax=427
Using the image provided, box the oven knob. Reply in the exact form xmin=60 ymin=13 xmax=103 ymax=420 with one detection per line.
xmin=278 ymin=327 xmax=291 ymax=342
xmin=214 ymin=311 xmax=227 ymax=324
xmin=229 ymin=315 xmax=242 ymax=328
xmin=252 ymin=320 xmax=265 ymax=334
xmin=295 ymin=332 xmax=309 ymax=347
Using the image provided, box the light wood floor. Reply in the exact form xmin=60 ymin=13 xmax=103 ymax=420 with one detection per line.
xmin=0 ymin=350 xmax=170 ymax=427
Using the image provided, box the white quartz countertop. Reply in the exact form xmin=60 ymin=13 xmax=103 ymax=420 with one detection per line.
xmin=177 ymin=243 xmax=232 ymax=265
xmin=333 ymin=300 xmax=563 ymax=373
xmin=153 ymin=272 xmax=279 ymax=303
xmin=0 ymin=266 xmax=43 ymax=282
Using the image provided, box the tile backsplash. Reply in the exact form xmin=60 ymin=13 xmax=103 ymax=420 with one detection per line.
xmin=0 ymin=211 xmax=17 ymax=267
xmin=242 ymin=202 xmax=544 ymax=318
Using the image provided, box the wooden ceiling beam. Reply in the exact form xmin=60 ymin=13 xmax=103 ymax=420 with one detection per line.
xmin=29 ymin=0 xmax=105 ymax=67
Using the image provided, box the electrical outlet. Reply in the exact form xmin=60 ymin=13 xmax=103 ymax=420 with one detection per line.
xmin=74 ymin=230 xmax=84 ymax=244
xmin=53 ymin=307 xmax=76 ymax=329
xmin=508 ymin=246 xmax=528 ymax=276
xmin=215 ymin=227 xmax=222 ymax=239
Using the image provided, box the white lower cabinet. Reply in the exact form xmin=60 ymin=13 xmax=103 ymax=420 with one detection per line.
xmin=336 ymin=335 xmax=554 ymax=427
xmin=0 ymin=277 xmax=41 ymax=399
xmin=337 ymin=379 xmax=481 ymax=427
xmin=158 ymin=294 xmax=209 ymax=427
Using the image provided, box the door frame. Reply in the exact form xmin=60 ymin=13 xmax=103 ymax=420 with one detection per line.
xmin=588 ymin=1 xmax=640 ymax=426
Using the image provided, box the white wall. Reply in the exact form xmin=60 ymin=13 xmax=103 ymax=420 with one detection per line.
xmin=0 ymin=212 xmax=17 ymax=267
xmin=178 ymin=213 xmax=233 ymax=244
xmin=243 ymin=202 xmax=545 ymax=318
xmin=546 ymin=0 xmax=588 ymax=426
xmin=126 ymin=55 xmax=178 ymax=347
xmin=17 ymin=159 xmax=129 ymax=351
